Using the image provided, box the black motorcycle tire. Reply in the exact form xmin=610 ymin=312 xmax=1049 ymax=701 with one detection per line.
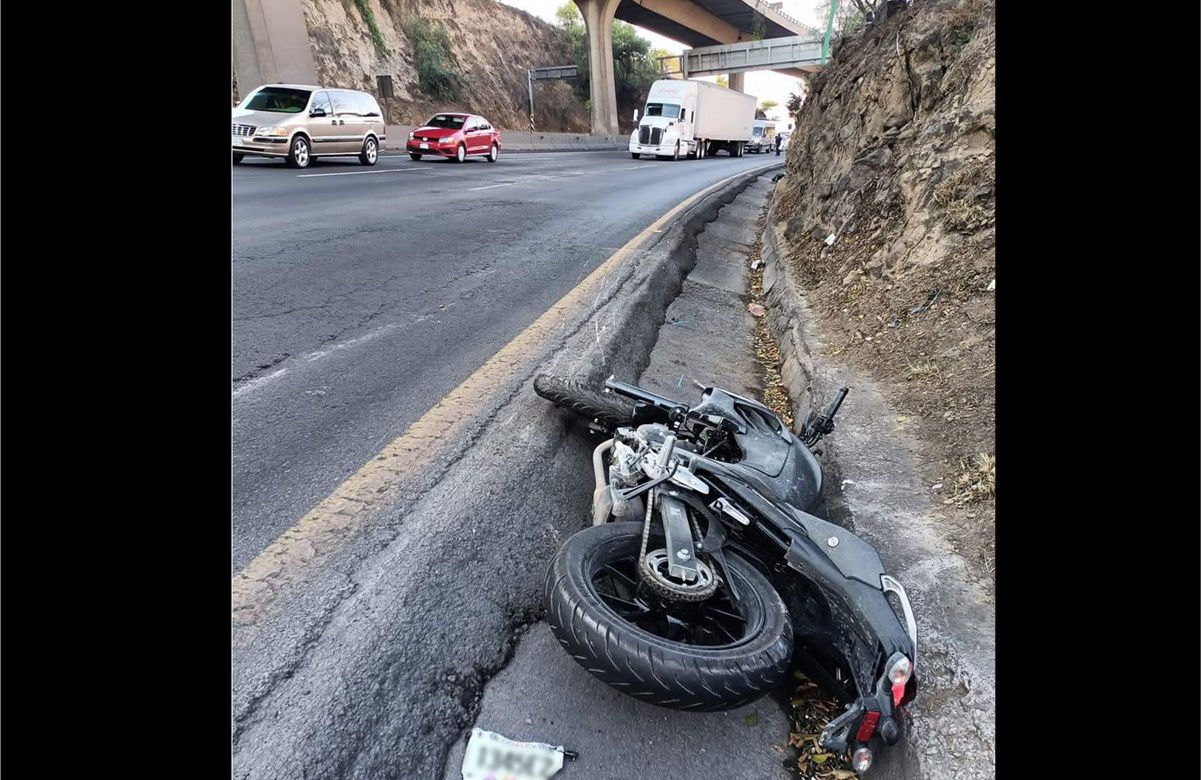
xmin=533 ymin=374 xmax=636 ymax=432
xmin=546 ymin=522 xmax=793 ymax=711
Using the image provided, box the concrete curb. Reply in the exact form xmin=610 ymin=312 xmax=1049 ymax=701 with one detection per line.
xmin=759 ymin=190 xmax=997 ymax=780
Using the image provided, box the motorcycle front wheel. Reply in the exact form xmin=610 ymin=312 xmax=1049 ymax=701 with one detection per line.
xmin=545 ymin=522 xmax=793 ymax=711
xmin=533 ymin=374 xmax=636 ymax=433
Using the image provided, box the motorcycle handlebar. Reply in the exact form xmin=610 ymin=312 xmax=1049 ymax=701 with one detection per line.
xmin=604 ymin=377 xmax=688 ymax=414
xmin=822 ymin=387 xmax=849 ymax=420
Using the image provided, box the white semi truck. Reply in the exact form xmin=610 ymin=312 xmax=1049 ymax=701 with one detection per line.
xmin=629 ymin=79 xmax=757 ymax=160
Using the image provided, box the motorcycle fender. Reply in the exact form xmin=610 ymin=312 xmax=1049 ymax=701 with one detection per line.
xmin=786 ymin=509 xmax=886 ymax=588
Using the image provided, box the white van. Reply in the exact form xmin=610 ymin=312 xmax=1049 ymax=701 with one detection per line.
xmin=747 ymin=119 xmax=778 ymax=153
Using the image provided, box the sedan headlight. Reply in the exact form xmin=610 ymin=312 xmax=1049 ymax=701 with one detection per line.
xmin=255 ymin=126 xmax=289 ymax=137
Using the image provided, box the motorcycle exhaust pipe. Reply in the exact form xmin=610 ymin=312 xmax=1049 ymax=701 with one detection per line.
xmin=592 ymin=439 xmax=615 ymax=526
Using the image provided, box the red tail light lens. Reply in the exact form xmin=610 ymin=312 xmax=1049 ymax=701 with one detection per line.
xmin=855 ymin=710 xmax=880 ymax=742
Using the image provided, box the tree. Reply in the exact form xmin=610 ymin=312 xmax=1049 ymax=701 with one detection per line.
xmin=649 ymin=47 xmax=675 ymax=77
xmin=556 ymin=4 xmax=661 ymax=128
xmin=759 ymin=99 xmax=779 ymax=114
xmin=715 ymin=74 xmax=728 ymax=88
xmin=811 ymin=0 xmax=909 ymax=45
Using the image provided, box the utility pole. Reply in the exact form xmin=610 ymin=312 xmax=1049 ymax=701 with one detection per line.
xmin=821 ymin=0 xmax=840 ymax=65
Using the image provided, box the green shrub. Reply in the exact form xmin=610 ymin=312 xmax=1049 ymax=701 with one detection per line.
xmin=402 ymin=17 xmax=467 ymax=100
xmin=353 ymin=0 xmax=386 ymax=51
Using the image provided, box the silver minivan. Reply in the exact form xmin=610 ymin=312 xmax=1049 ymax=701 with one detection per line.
xmin=232 ymin=84 xmax=387 ymax=168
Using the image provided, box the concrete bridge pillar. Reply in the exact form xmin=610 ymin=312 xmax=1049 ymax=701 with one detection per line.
xmin=727 ymin=72 xmax=745 ymax=92
xmin=574 ymin=0 xmax=623 ymax=136
xmin=232 ymin=0 xmax=318 ymax=96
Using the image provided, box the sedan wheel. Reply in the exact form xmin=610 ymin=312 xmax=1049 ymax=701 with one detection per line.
xmin=454 ymin=143 xmax=466 ymax=163
xmin=487 ymin=143 xmax=499 ymax=162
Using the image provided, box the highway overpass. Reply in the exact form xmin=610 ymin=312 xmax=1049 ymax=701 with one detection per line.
xmin=577 ymin=0 xmax=822 ymax=134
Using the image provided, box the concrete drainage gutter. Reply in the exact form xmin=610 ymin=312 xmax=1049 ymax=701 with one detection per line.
xmin=760 ymin=193 xmax=997 ymax=779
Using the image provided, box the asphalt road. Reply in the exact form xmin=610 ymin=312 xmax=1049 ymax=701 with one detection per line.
xmin=232 ymin=149 xmax=778 ymax=574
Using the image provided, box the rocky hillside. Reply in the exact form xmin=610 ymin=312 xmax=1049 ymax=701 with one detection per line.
xmin=771 ymin=0 xmax=995 ymax=573
xmin=297 ymin=0 xmax=590 ymax=131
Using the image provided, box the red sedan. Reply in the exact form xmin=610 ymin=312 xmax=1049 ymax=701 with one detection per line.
xmin=407 ymin=113 xmax=501 ymax=163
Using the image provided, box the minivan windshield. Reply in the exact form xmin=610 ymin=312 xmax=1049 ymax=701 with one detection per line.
xmin=243 ymin=87 xmax=312 ymax=113
xmin=425 ymin=115 xmax=467 ymax=129
xmin=644 ymin=103 xmax=680 ymax=119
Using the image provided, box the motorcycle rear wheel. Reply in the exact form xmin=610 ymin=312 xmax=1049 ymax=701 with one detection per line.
xmin=546 ymin=522 xmax=793 ymax=711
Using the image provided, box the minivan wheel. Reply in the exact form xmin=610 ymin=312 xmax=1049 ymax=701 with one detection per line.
xmin=453 ymin=143 xmax=466 ymax=163
xmin=232 ymin=153 xmax=244 ymax=165
xmin=359 ymin=137 xmax=378 ymax=166
xmin=486 ymin=143 xmax=499 ymax=162
xmin=286 ymin=136 xmax=311 ymax=168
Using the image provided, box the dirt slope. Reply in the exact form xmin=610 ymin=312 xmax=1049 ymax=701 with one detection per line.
xmin=771 ymin=0 xmax=995 ymax=575
xmin=298 ymin=0 xmax=590 ymax=131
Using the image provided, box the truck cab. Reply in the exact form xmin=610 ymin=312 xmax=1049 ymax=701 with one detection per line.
xmin=630 ymin=80 xmax=697 ymax=160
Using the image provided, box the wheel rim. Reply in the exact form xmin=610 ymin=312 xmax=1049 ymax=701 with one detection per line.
xmin=294 ymin=139 xmax=309 ymax=166
xmin=457 ymin=145 xmax=465 ymax=162
xmin=490 ymin=144 xmax=497 ymax=160
xmin=366 ymin=140 xmax=377 ymax=162
xmin=588 ymin=549 xmax=756 ymax=648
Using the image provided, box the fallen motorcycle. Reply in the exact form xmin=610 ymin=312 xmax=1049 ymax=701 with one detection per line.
xmin=534 ymin=375 xmax=918 ymax=773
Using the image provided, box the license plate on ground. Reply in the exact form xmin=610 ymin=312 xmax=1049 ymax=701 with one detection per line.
xmin=461 ymin=728 xmax=565 ymax=780
xmin=420 ymin=142 xmax=429 ymax=149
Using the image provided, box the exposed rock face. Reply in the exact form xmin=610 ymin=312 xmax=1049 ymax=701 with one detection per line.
xmin=295 ymin=0 xmax=591 ymax=131
xmin=770 ymin=0 xmax=996 ymax=572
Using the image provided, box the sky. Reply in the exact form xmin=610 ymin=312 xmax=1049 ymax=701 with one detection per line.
xmin=498 ymin=0 xmax=826 ymax=128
